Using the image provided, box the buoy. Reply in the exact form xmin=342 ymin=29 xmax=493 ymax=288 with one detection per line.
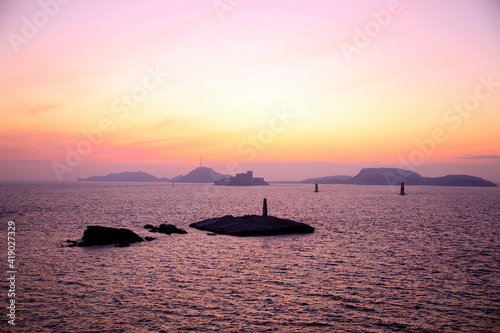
xmin=263 ymin=198 xmax=268 ymax=217
xmin=400 ymin=181 xmax=406 ymax=195
xmin=314 ymin=183 xmax=319 ymax=193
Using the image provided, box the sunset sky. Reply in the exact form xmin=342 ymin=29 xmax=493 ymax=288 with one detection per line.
xmin=1 ymin=0 xmax=499 ymax=181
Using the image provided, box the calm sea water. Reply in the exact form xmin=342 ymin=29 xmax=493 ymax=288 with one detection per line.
xmin=0 ymin=182 xmax=499 ymax=333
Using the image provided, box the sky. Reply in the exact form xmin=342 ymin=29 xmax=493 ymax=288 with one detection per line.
xmin=1 ymin=0 xmax=499 ymax=182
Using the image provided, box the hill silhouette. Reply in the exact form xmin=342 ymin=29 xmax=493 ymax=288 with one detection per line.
xmin=173 ymin=167 xmax=229 ymax=183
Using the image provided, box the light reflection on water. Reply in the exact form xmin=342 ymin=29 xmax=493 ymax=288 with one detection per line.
xmin=1 ymin=182 xmax=499 ymax=332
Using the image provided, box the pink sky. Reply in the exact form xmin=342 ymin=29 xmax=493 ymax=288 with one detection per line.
xmin=1 ymin=0 xmax=499 ymax=181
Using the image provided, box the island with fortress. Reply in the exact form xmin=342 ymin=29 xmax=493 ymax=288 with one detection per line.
xmin=214 ymin=171 xmax=269 ymax=186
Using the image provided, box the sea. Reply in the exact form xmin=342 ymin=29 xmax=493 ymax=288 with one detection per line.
xmin=0 ymin=182 xmax=499 ymax=333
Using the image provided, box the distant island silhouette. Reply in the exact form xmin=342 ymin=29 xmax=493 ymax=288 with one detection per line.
xmin=78 ymin=167 xmax=228 ymax=183
xmin=78 ymin=167 xmax=496 ymax=187
xmin=302 ymin=167 xmax=497 ymax=187
xmin=77 ymin=171 xmax=169 ymax=182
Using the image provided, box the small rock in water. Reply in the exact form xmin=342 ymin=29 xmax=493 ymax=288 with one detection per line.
xmin=144 ymin=223 xmax=187 ymax=235
xmin=79 ymin=226 xmax=144 ymax=246
xmin=159 ymin=223 xmax=187 ymax=234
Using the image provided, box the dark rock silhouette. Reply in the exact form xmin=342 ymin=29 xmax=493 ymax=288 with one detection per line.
xmin=79 ymin=226 xmax=144 ymax=246
xmin=159 ymin=223 xmax=187 ymax=234
xmin=144 ymin=224 xmax=187 ymax=235
xmin=189 ymin=215 xmax=315 ymax=236
xmin=302 ymin=168 xmax=496 ymax=187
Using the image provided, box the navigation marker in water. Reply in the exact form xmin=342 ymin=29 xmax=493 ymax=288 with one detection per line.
xmin=314 ymin=183 xmax=319 ymax=193
xmin=263 ymin=198 xmax=268 ymax=217
xmin=400 ymin=182 xmax=406 ymax=195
